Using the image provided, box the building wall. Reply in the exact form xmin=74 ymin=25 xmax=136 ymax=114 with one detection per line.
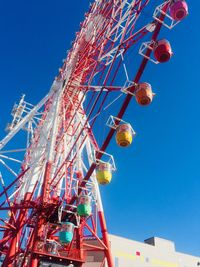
xmin=108 ymin=235 xmax=200 ymax=267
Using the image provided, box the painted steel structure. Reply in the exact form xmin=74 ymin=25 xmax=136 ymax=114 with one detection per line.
xmin=0 ymin=0 xmax=188 ymax=266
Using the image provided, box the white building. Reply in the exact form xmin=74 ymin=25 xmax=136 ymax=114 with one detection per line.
xmin=85 ymin=235 xmax=200 ymax=267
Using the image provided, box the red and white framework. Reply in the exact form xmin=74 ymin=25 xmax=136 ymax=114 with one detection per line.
xmin=0 ymin=0 xmax=187 ymax=266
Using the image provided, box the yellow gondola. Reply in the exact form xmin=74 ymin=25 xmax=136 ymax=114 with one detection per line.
xmin=96 ymin=162 xmax=112 ymax=185
xmin=116 ymin=123 xmax=133 ymax=147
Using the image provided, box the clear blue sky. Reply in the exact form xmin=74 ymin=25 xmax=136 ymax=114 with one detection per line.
xmin=0 ymin=0 xmax=199 ymax=257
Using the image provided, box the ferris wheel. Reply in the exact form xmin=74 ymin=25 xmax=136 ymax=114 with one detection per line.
xmin=0 ymin=1 xmax=188 ymax=266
